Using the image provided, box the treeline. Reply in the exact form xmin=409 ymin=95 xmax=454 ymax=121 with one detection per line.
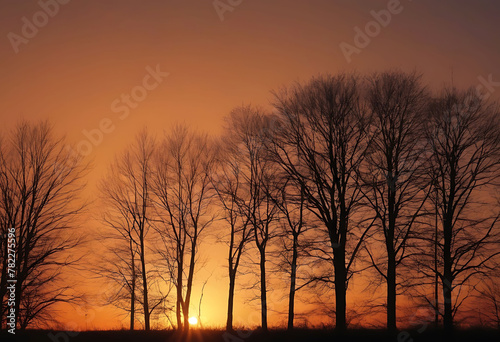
xmin=1 ymin=71 xmax=499 ymax=333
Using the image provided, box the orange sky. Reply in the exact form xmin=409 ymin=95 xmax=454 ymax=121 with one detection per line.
xmin=1 ymin=0 xmax=500 ymax=330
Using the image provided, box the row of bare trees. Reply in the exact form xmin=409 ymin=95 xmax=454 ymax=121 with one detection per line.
xmin=97 ymin=127 xmax=217 ymax=333
xmin=210 ymin=71 xmax=499 ymax=332
xmin=1 ymin=70 xmax=499 ymax=333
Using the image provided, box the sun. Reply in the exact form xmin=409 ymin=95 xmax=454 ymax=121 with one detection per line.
xmin=188 ymin=317 xmax=198 ymax=325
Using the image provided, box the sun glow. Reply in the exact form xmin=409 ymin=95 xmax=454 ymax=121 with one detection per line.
xmin=188 ymin=317 xmax=198 ymax=325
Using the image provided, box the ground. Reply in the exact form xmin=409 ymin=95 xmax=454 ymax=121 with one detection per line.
xmin=1 ymin=328 xmax=499 ymax=342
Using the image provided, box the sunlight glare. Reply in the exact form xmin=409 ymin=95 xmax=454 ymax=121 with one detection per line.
xmin=188 ymin=317 xmax=198 ymax=325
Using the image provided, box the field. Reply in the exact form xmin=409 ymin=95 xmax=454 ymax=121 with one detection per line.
xmin=1 ymin=328 xmax=499 ymax=342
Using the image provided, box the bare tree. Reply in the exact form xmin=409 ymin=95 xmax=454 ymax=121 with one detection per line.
xmin=211 ymin=139 xmax=253 ymax=331
xmin=0 ymin=121 xmax=86 ymax=330
xmin=152 ymin=125 xmax=216 ymax=333
xmin=93 ymin=237 xmax=139 ymax=330
xmin=423 ymin=88 xmax=500 ymax=332
xmin=475 ymin=276 xmax=500 ymax=328
xmin=223 ymin=106 xmax=280 ymax=332
xmin=269 ymin=74 xmax=372 ymax=332
xmin=361 ymin=71 xmax=430 ymax=331
xmin=272 ymin=180 xmax=310 ymax=330
xmin=98 ymin=130 xmax=160 ymax=330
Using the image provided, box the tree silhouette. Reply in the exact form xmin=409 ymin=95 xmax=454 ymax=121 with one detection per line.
xmin=98 ymin=130 xmax=162 ymax=330
xmin=152 ymin=125 xmax=216 ymax=333
xmin=361 ymin=71 xmax=430 ymax=331
xmin=0 ymin=121 xmax=86 ymax=329
xmin=211 ymin=132 xmax=253 ymax=332
xmin=475 ymin=276 xmax=500 ymax=328
xmin=270 ymin=74 xmax=372 ymax=332
xmin=223 ymin=106 xmax=280 ymax=332
xmin=272 ymin=179 xmax=311 ymax=330
xmin=1 ymin=71 xmax=499 ymax=336
xmin=423 ymin=88 xmax=500 ymax=332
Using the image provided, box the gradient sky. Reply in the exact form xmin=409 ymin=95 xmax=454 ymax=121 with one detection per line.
xmin=1 ymin=0 xmax=500 ymax=330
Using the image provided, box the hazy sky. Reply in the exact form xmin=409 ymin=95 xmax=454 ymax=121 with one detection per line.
xmin=1 ymin=0 xmax=499 ymax=329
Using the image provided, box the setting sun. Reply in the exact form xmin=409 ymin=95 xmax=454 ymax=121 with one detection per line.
xmin=188 ymin=317 xmax=198 ymax=326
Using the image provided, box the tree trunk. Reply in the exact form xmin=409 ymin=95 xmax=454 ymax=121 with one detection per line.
xmin=287 ymin=234 xmax=298 ymax=330
xmin=386 ymin=166 xmax=397 ymax=332
xmin=443 ymin=239 xmax=453 ymax=332
xmin=176 ymin=258 xmax=183 ymax=331
xmin=140 ymin=239 xmax=150 ymax=330
xmin=226 ymin=272 xmax=235 ymax=331
xmin=443 ymin=211 xmax=454 ymax=332
xmin=333 ymin=248 xmax=347 ymax=333
xmin=387 ymin=254 xmax=396 ymax=332
xmin=183 ymin=302 xmax=190 ymax=333
xmin=130 ymin=247 xmax=136 ymax=331
xmin=183 ymin=237 xmax=197 ymax=334
xmin=443 ymin=276 xmax=453 ymax=332
xmin=259 ymin=249 xmax=267 ymax=331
